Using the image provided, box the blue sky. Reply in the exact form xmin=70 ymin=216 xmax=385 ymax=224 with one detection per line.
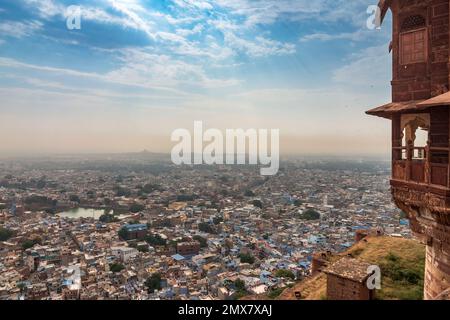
xmin=0 ymin=0 xmax=393 ymax=155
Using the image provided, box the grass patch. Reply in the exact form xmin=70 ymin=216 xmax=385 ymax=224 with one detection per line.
xmin=267 ymin=287 xmax=285 ymax=299
xmin=348 ymin=248 xmax=364 ymax=258
xmin=277 ymin=236 xmax=425 ymax=300
xmin=376 ymin=251 xmax=425 ymax=300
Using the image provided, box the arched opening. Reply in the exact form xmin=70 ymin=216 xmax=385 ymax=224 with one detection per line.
xmin=401 ymin=114 xmax=430 ymax=159
xmin=401 ymin=126 xmax=428 ymax=159
xmin=399 ymin=114 xmax=430 ymax=183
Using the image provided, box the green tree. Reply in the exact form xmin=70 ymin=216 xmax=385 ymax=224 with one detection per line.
xmin=213 ymin=216 xmax=223 ymax=225
xmin=145 ymin=234 xmax=167 ymax=246
xmin=69 ymin=195 xmax=81 ymax=203
xmin=294 ymin=199 xmax=303 ymax=207
xmin=177 ymin=194 xmax=196 ymax=201
xmin=115 ymin=187 xmax=131 ymax=197
xmin=252 ymin=200 xmax=263 ymax=209
xmin=244 ymin=190 xmax=255 ymax=197
xmin=130 ymin=203 xmax=145 ymax=213
xmin=99 ymin=213 xmax=119 ymax=223
xmin=0 ymin=227 xmax=13 ymax=241
xmin=138 ymin=246 xmax=149 ymax=253
xmin=239 ymin=253 xmax=255 ymax=264
xmin=142 ymin=183 xmax=162 ymax=193
xmin=193 ymin=235 xmax=208 ymax=248
xmin=118 ymin=227 xmax=128 ymax=240
xmin=22 ymin=238 xmax=41 ymax=250
xmin=199 ymin=222 xmax=215 ymax=234
xmin=145 ymin=273 xmax=162 ymax=293
xmin=267 ymin=287 xmax=285 ymax=299
xmin=234 ymin=279 xmax=246 ymax=291
xmin=17 ymin=282 xmax=26 ymax=293
xmin=296 ymin=209 xmax=320 ymax=220
xmin=109 ymin=263 xmax=125 ymax=273
xmin=275 ymin=269 xmax=295 ymax=280
xmin=233 ymin=279 xmax=248 ymax=299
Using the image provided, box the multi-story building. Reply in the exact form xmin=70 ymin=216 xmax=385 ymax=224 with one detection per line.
xmin=120 ymin=224 xmax=148 ymax=241
xmin=177 ymin=241 xmax=201 ymax=257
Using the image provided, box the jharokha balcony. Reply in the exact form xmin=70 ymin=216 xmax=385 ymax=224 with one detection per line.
xmin=392 ymin=108 xmax=450 ymax=200
xmin=368 ymin=99 xmax=450 ymax=222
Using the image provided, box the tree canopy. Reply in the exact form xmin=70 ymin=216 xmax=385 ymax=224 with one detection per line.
xmin=199 ymin=222 xmax=215 ymax=234
xmin=145 ymin=273 xmax=162 ymax=293
xmin=145 ymin=234 xmax=167 ymax=246
xmin=252 ymin=200 xmax=263 ymax=209
xmin=0 ymin=227 xmax=13 ymax=241
xmin=130 ymin=203 xmax=145 ymax=213
xmin=193 ymin=235 xmax=208 ymax=248
xmin=109 ymin=263 xmax=125 ymax=273
xmin=275 ymin=269 xmax=295 ymax=280
xmin=296 ymin=209 xmax=320 ymax=220
xmin=244 ymin=190 xmax=255 ymax=197
xmin=239 ymin=253 xmax=255 ymax=264
xmin=99 ymin=213 xmax=119 ymax=223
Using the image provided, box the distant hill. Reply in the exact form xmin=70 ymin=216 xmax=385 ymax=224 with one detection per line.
xmin=244 ymin=236 xmax=425 ymax=300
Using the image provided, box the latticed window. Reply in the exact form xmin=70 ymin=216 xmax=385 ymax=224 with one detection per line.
xmin=401 ymin=15 xmax=426 ymax=31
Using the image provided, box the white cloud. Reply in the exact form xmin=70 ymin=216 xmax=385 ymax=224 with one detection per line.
xmin=208 ymin=17 xmax=296 ymax=58
xmin=105 ymin=48 xmax=241 ymax=88
xmin=0 ymin=47 xmax=240 ymax=93
xmin=332 ymin=43 xmax=391 ymax=87
xmin=173 ymin=0 xmax=213 ymax=10
xmin=0 ymin=20 xmax=43 ymax=38
xmin=107 ymin=0 xmax=156 ymax=39
xmin=16 ymin=0 xmax=301 ymax=62
xmin=21 ymin=0 xmax=63 ymax=19
xmin=151 ymin=11 xmax=201 ymax=26
xmin=223 ymin=32 xmax=296 ymax=57
xmin=300 ymin=30 xmax=368 ymax=42
xmin=0 ymin=56 xmax=183 ymax=95
xmin=213 ymin=0 xmax=326 ymax=26
xmin=20 ymin=0 xmax=156 ymax=38
xmin=176 ymin=24 xmax=204 ymax=37
xmin=210 ymin=0 xmax=378 ymax=30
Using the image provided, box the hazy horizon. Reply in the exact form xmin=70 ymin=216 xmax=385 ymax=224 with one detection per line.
xmin=0 ymin=149 xmax=391 ymax=161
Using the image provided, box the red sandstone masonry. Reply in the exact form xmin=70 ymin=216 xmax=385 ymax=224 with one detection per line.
xmin=367 ymin=0 xmax=450 ymax=299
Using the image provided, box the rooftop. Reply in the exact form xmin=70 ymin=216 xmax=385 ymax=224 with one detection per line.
xmin=123 ymin=224 xmax=147 ymax=232
xmin=323 ymin=257 xmax=371 ymax=283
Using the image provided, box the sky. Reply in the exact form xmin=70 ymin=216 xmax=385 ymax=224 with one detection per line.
xmin=0 ymin=0 xmax=394 ymax=156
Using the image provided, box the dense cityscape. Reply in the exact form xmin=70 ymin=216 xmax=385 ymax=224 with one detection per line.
xmin=0 ymin=154 xmax=411 ymax=300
